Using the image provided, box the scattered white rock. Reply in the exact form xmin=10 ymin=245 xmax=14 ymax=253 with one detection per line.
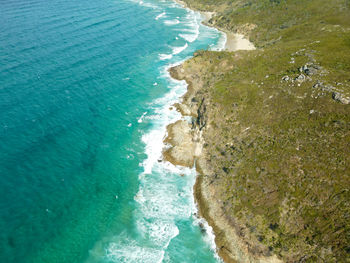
xmin=282 ymin=75 xmax=290 ymax=81
xmin=332 ymin=92 xmax=350 ymax=104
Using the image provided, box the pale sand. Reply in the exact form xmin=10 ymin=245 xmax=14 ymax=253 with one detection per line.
xmin=200 ymin=11 xmax=256 ymax=52
xmin=173 ymin=0 xmax=255 ymax=52
xmin=225 ymin=32 xmax=256 ymax=52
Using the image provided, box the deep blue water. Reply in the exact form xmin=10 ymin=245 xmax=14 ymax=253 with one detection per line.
xmin=0 ymin=0 xmax=224 ymax=262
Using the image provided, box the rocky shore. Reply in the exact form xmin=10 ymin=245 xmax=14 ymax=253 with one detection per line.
xmin=163 ymin=3 xmax=270 ymax=262
xmin=164 ymin=0 xmax=350 ymax=262
xmin=163 ymin=62 xmax=282 ymax=263
xmin=163 ymin=119 xmax=202 ymax=168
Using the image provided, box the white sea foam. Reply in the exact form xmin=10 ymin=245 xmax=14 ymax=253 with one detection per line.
xmin=158 ymin=53 xmax=173 ymax=60
xmin=159 ymin=42 xmax=188 ymax=61
xmin=193 ymin=215 xmax=223 ymax=261
xmin=137 ymin=111 xmax=148 ymax=123
xmin=181 ymin=10 xmax=200 ymax=42
xmin=86 ymin=2 xmax=225 ymax=261
xmin=155 ymin=12 xmax=166 ymax=20
xmin=126 ymin=153 xmax=134 ymax=160
xmin=164 ymin=19 xmax=180 ymax=25
xmin=178 ymin=29 xmax=198 ymax=42
xmin=179 ymin=32 xmax=197 ymax=42
xmin=134 ymin=39 xmax=224 ymax=261
xmin=136 ymin=218 xmax=180 ymax=247
xmin=171 ymin=42 xmax=188 ymax=55
xmin=106 ymin=238 xmax=164 ymax=263
xmin=139 ymin=0 xmax=159 ymax=9
xmin=140 ymin=79 xmax=185 ymax=174
xmin=211 ymin=28 xmax=227 ymax=51
xmin=111 ymin=64 xmax=199 ymax=262
xmin=128 ymin=0 xmax=160 ymax=10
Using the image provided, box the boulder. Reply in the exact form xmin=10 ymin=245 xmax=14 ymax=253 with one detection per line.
xmin=282 ymin=75 xmax=290 ymax=81
xmin=295 ymin=74 xmax=306 ymax=82
xmin=332 ymin=92 xmax=350 ymax=104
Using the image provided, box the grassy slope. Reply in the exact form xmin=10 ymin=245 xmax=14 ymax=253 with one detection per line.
xmin=181 ymin=0 xmax=350 ymax=262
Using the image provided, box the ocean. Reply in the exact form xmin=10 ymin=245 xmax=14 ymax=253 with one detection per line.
xmin=0 ymin=0 xmax=224 ymax=262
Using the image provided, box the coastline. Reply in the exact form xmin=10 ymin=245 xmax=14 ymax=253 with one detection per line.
xmin=162 ymin=1 xmax=277 ymax=262
xmin=165 ymin=62 xmax=282 ymax=263
xmin=173 ymin=0 xmax=255 ymax=52
xmin=163 ymin=0 xmax=350 ymax=262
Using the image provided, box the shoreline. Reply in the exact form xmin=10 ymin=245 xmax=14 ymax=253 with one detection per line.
xmin=165 ymin=63 xmax=282 ymax=263
xmin=173 ymin=0 xmax=255 ymax=52
xmin=162 ymin=1 xmax=278 ymax=262
xmin=163 ymin=0 xmax=350 ymax=262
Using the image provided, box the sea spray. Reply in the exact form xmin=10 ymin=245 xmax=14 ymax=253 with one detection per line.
xmin=105 ymin=1 xmax=226 ymax=260
xmin=90 ymin=0 xmax=224 ymax=260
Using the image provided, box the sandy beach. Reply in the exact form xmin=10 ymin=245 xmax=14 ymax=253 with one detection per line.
xmin=174 ymin=0 xmax=255 ymax=52
xmin=225 ymin=32 xmax=255 ymax=51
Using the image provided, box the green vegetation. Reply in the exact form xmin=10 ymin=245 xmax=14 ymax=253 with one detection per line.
xmin=180 ymin=0 xmax=350 ymax=262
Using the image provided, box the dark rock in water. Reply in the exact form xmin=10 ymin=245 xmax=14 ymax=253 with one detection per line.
xmin=199 ymin=222 xmax=206 ymax=233
xmin=157 ymin=159 xmax=162 ymax=162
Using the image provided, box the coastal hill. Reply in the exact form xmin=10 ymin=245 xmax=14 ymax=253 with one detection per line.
xmin=166 ymin=0 xmax=350 ymax=262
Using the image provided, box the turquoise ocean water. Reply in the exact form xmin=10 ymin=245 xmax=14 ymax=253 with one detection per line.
xmin=0 ymin=0 xmax=224 ymax=262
